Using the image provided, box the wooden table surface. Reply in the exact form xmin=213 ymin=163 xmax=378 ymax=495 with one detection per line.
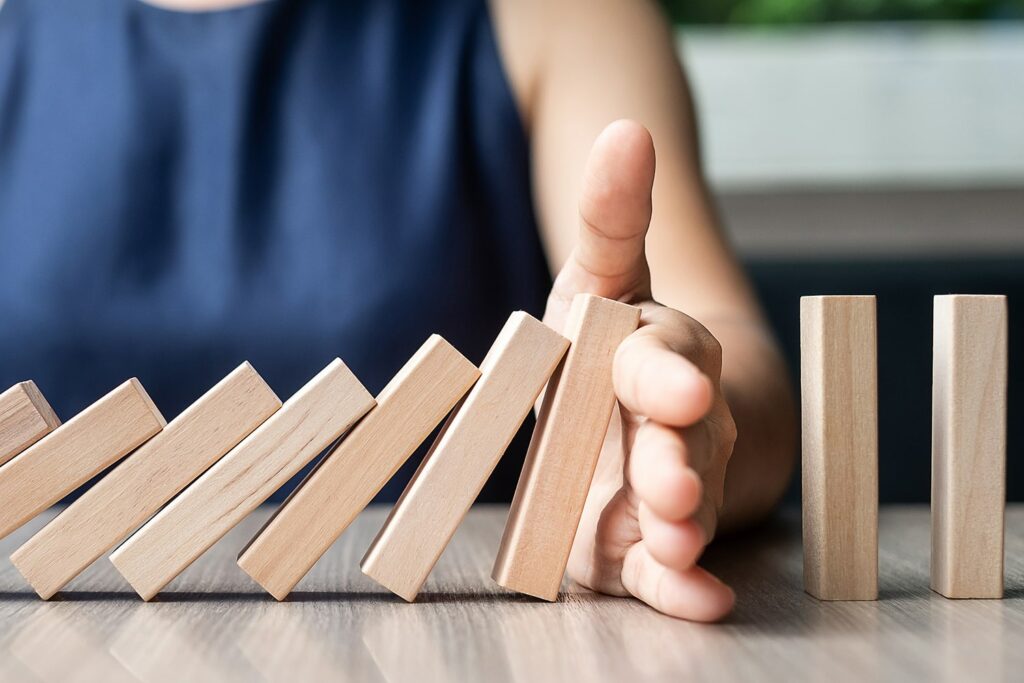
xmin=0 ymin=505 xmax=1021 ymax=682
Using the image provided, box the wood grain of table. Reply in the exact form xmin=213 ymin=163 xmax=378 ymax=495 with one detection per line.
xmin=0 ymin=505 xmax=1021 ymax=682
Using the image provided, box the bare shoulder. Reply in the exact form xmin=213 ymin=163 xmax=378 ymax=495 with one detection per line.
xmin=488 ymin=0 xmax=674 ymax=132
xmin=487 ymin=0 xmax=547 ymax=131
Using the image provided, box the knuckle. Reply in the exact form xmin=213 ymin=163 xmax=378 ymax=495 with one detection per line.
xmin=719 ymin=410 xmax=738 ymax=455
xmin=699 ymin=327 xmax=723 ymax=365
xmin=697 ymin=334 xmax=723 ymax=379
xmin=656 ymin=306 xmax=691 ymax=329
xmin=648 ymin=308 xmax=724 ymax=376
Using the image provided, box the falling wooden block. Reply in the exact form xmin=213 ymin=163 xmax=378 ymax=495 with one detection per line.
xmin=801 ymin=295 xmax=878 ymax=600
xmin=237 ymin=335 xmax=480 ymax=600
xmin=492 ymin=294 xmax=640 ymax=601
xmin=11 ymin=362 xmax=282 ymax=599
xmin=931 ymin=294 xmax=1008 ymax=599
xmin=109 ymin=359 xmax=374 ymax=601
xmin=0 ymin=381 xmax=61 ymax=466
xmin=361 ymin=313 xmax=569 ymax=600
xmin=0 ymin=379 xmax=166 ymax=541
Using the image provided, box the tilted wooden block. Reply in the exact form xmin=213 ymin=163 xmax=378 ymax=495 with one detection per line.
xmin=931 ymin=294 xmax=1008 ymax=599
xmin=11 ymin=362 xmax=282 ymax=599
xmin=361 ymin=313 xmax=569 ymax=601
xmin=237 ymin=335 xmax=480 ymax=600
xmin=109 ymin=359 xmax=374 ymax=600
xmin=801 ymin=295 xmax=879 ymax=600
xmin=0 ymin=381 xmax=60 ymax=466
xmin=492 ymin=294 xmax=640 ymax=601
xmin=0 ymin=379 xmax=165 ymax=541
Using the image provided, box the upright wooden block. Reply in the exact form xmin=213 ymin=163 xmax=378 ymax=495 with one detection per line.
xmin=0 ymin=381 xmax=60 ymax=466
xmin=0 ymin=379 xmax=165 ymax=541
xmin=801 ymin=295 xmax=878 ymax=600
xmin=237 ymin=335 xmax=480 ymax=600
xmin=361 ymin=313 xmax=569 ymax=600
xmin=931 ymin=294 xmax=1008 ymax=599
xmin=492 ymin=294 xmax=640 ymax=601
xmin=11 ymin=362 xmax=282 ymax=599
xmin=109 ymin=359 xmax=374 ymax=600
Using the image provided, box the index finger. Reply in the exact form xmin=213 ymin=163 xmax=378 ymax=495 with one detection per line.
xmin=613 ymin=326 xmax=714 ymax=427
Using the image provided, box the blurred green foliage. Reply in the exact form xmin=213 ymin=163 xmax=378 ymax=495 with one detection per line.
xmin=661 ymin=0 xmax=1024 ymax=23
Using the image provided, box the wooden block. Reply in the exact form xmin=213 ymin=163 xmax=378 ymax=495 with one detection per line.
xmin=0 ymin=381 xmax=60 ymax=466
xmin=11 ymin=362 xmax=282 ymax=599
xmin=237 ymin=335 xmax=480 ymax=600
xmin=800 ymin=295 xmax=879 ymax=600
xmin=931 ymin=294 xmax=1008 ymax=599
xmin=362 ymin=313 xmax=569 ymax=600
xmin=492 ymin=294 xmax=640 ymax=601
xmin=109 ymin=359 xmax=374 ymax=600
xmin=0 ymin=379 xmax=165 ymax=541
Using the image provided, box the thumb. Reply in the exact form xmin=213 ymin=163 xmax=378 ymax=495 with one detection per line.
xmin=548 ymin=120 xmax=655 ymax=329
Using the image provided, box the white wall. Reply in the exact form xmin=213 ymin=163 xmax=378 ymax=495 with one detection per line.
xmin=680 ymin=23 xmax=1024 ymax=191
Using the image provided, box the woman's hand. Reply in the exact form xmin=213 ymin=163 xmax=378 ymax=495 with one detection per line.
xmin=543 ymin=120 xmax=737 ymax=622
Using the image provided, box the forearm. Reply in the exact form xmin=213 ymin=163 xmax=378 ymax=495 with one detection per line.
xmin=493 ymin=0 xmax=798 ymax=529
xmin=704 ymin=316 xmax=797 ymax=533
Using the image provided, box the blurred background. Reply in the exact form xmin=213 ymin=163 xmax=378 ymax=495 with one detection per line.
xmin=664 ymin=0 xmax=1023 ymax=502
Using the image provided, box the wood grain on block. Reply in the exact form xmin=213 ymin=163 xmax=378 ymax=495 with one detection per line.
xmin=931 ymin=295 xmax=1008 ymax=599
xmin=237 ymin=335 xmax=480 ymax=600
xmin=109 ymin=359 xmax=374 ymax=601
xmin=492 ymin=294 xmax=640 ymax=601
xmin=11 ymin=362 xmax=282 ymax=599
xmin=0 ymin=379 xmax=165 ymax=541
xmin=801 ymin=295 xmax=879 ymax=600
xmin=361 ymin=313 xmax=569 ymax=601
xmin=0 ymin=381 xmax=60 ymax=466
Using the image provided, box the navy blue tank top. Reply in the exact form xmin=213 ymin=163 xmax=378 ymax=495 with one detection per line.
xmin=0 ymin=0 xmax=551 ymax=500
